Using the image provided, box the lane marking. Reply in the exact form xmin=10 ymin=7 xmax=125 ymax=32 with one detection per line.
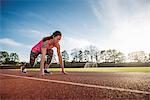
xmin=0 ymin=73 xmax=150 ymax=95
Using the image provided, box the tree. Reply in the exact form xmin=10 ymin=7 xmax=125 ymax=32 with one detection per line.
xmin=95 ymin=50 xmax=101 ymax=62
xmin=99 ymin=49 xmax=125 ymax=63
xmin=62 ymin=50 xmax=69 ymax=62
xmin=87 ymin=45 xmax=98 ymax=62
xmin=83 ymin=50 xmax=90 ymax=62
xmin=71 ymin=48 xmax=79 ymax=62
xmin=78 ymin=50 xmax=83 ymax=62
xmin=0 ymin=51 xmax=9 ymax=63
xmin=9 ymin=53 xmax=19 ymax=62
xmin=100 ymin=49 xmax=112 ymax=63
xmin=114 ymin=51 xmax=125 ymax=63
xmin=99 ymin=50 xmax=105 ymax=63
xmin=0 ymin=53 xmax=3 ymax=62
xmin=128 ymin=51 xmax=147 ymax=62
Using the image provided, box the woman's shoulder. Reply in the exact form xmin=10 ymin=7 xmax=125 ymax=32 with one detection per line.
xmin=41 ymin=40 xmax=49 ymax=48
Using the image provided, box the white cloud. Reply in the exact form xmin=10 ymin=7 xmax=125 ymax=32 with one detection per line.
xmin=60 ymin=36 xmax=95 ymax=51
xmin=0 ymin=38 xmax=33 ymax=62
xmin=0 ymin=38 xmax=32 ymax=48
xmin=17 ymin=28 xmax=49 ymax=38
xmin=90 ymin=0 xmax=150 ymax=53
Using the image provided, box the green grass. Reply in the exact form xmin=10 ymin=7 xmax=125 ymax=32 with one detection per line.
xmin=25 ymin=67 xmax=150 ymax=72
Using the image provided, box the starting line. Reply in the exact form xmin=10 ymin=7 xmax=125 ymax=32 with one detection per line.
xmin=0 ymin=73 xmax=150 ymax=95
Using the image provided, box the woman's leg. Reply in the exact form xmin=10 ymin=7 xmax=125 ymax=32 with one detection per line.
xmin=29 ymin=51 xmax=39 ymax=67
xmin=21 ymin=51 xmax=39 ymax=73
xmin=45 ymin=49 xmax=54 ymax=69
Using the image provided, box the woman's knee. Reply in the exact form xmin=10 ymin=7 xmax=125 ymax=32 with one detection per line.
xmin=46 ymin=49 xmax=54 ymax=64
xmin=47 ymin=49 xmax=54 ymax=56
xmin=29 ymin=51 xmax=39 ymax=67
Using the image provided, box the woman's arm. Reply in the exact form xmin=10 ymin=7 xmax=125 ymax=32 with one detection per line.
xmin=56 ymin=43 xmax=66 ymax=73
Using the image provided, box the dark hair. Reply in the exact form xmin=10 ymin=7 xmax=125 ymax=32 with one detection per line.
xmin=43 ymin=31 xmax=62 ymax=42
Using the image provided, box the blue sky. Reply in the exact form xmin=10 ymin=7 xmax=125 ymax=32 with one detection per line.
xmin=1 ymin=0 xmax=150 ymax=62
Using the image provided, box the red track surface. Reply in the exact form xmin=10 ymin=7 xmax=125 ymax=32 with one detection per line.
xmin=0 ymin=69 xmax=150 ymax=100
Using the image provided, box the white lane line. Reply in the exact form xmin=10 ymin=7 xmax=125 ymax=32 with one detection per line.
xmin=0 ymin=73 xmax=150 ymax=95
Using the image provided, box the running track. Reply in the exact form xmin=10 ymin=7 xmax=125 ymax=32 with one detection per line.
xmin=0 ymin=69 xmax=150 ymax=100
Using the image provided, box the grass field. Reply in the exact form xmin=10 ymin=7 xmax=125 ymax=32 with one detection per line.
xmin=23 ymin=67 xmax=150 ymax=72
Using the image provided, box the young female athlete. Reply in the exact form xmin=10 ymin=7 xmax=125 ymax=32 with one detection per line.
xmin=21 ymin=31 xmax=67 ymax=75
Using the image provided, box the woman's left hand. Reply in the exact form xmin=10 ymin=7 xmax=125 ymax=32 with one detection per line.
xmin=61 ymin=71 xmax=68 ymax=75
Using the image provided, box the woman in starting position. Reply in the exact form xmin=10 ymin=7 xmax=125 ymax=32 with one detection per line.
xmin=21 ymin=31 xmax=67 ymax=75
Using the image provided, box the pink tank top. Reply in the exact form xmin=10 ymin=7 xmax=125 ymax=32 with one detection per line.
xmin=31 ymin=40 xmax=49 ymax=53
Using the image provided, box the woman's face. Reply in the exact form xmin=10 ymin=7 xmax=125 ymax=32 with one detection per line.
xmin=53 ymin=35 xmax=61 ymax=44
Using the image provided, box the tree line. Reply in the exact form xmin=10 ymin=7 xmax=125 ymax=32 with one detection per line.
xmin=0 ymin=45 xmax=150 ymax=64
xmin=0 ymin=51 xmax=19 ymax=64
xmin=62 ymin=45 xmax=150 ymax=63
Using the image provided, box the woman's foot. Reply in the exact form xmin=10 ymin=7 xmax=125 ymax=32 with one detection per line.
xmin=20 ymin=65 xmax=27 ymax=74
xmin=44 ymin=69 xmax=52 ymax=75
xmin=39 ymin=69 xmax=44 ymax=76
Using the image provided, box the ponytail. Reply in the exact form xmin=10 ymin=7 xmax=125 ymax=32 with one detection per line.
xmin=42 ymin=31 xmax=62 ymax=42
